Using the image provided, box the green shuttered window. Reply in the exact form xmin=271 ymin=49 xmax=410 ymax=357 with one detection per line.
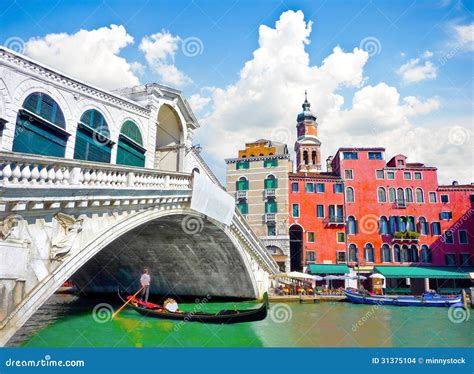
xmin=116 ymin=121 xmax=145 ymax=167
xmin=13 ymin=93 xmax=68 ymax=157
xmin=74 ymin=110 xmax=112 ymax=163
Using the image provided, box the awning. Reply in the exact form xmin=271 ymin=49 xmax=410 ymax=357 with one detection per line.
xmin=374 ymin=266 xmax=474 ymax=279
xmin=309 ymin=264 xmax=349 ymax=275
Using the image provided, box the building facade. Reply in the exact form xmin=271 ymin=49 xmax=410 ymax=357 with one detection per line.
xmin=228 ymin=94 xmax=473 ymax=290
xmin=225 ymin=139 xmax=293 ymax=271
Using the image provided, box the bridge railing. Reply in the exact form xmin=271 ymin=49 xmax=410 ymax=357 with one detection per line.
xmin=0 ymin=152 xmax=192 ymax=190
xmin=232 ymin=208 xmax=279 ymax=274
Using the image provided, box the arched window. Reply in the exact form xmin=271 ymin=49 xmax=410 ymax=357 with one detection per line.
xmin=378 ymin=187 xmax=387 ymax=203
xmin=303 ymin=150 xmax=309 ymax=165
xmin=379 ymin=216 xmax=389 ymax=234
xmin=349 ymin=244 xmax=358 ymax=262
xmin=396 ymin=188 xmax=405 ymax=202
xmin=388 ymin=187 xmax=396 ymax=203
xmin=420 ymin=245 xmax=431 ymax=263
xmin=409 ymin=245 xmax=419 ymax=263
xmin=401 ymin=245 xmax=409 ymax=262
xmin=13 ymin=92 xmax=69 ymax=157
xmin=311 ymin=151 xmax=316 ymax=165
xmin=416 ymin=188 xmax=424 ymax=203
xmin=116 ymin=120 xmax=145 ymax=167
xmin=393 ymin=244 xmax=401 ymax=263
xmin=74 ymin=109 xmax=112 ymax=163
xmin=405 ymin=188 xmax=413 ymax=203
xmin=364 ymin=243 xmax=375 ymax=262
xmin=389 ymin=216 xmax=399 ymax=233
xmin=347 ymin=216 xmax=357 ymax=235
xmin=236 ymin=176 xmax=249 ymax=191
xmin=407 ymin=216 xmax=416 ymax=232
xmin=346 ymin=187 xmax=355 ymax=203
xmin=399 ymin=216 xmax=407 ymax=232
xmin=381 ymin=244 xmax=391 ymax=262
xmin=264 ymin=174 xmax=278 ymax=189
xmin=419 ymin=217 xmax=429 ymax=235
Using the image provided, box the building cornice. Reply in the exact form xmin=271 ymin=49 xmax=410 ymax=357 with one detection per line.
xmin=225 ymin=154 xmax=290 ymax=164
xmin=0 ymin=47 xmax=150 ymax=116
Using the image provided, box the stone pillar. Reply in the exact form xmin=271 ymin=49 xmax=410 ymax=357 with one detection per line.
xmin=424 ymin=278 xmax=430 ymax=292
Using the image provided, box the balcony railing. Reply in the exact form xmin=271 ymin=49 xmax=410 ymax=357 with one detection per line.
xmin=264 ymin=213 xmax=276 ymax=223
xmin=0 ymin=151 xmax=192 ymax=190
xmin=265 ymin=188 xmax=276 ymax=198
xmin=394 ymin=199 xmax=407 ymax=208
xmin=391 ymin=231 xmax=420 ymax=243
xmin=236 ymin=190 xmax=247 ymax=200
xmin=324 ymin=215 xmax=345 ymax=226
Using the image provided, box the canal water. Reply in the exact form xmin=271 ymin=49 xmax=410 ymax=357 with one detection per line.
xmin=8 ymin=294 xmax=473 ymax=347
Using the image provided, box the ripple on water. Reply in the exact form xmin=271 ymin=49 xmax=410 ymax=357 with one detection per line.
xmin=10 ymin=296 xmax=474 ymax=348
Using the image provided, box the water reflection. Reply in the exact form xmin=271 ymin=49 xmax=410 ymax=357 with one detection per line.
xmin=8 ymin=295 xmax=473 ymax=348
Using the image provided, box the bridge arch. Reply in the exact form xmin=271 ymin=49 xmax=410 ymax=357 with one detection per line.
xmin=1 ymin=207 xmax=262 ymax=345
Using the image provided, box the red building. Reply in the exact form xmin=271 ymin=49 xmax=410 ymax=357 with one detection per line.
xmin=288 ymin=95 xmax=473 ymax=290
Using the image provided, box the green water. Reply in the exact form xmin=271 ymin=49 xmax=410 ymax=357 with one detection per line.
xmin=14 ymin=295 xmax=473 ymax=348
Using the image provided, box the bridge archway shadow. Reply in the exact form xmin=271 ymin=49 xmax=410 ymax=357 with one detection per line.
xmin=72 ymin=213 xmax=257 ymax=299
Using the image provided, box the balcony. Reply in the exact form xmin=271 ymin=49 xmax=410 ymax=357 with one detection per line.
xmin=391 ymin=231 xmax=420 ymax=244
xmin=264 ymin=213 xmax=276 ymax=223
xmin=235 ymin=190 xmax=247 ymax=200
xmin=324 ymin=215 xmax=345 ymax=227
xmin=394 ymin=199 xmax=407 ymax=208
xmin=265 ymin=188 xmax=276 ymax=198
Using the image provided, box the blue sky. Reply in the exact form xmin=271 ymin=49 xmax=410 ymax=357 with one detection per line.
xmin=1 ymin=0 xmax=472 ymax=182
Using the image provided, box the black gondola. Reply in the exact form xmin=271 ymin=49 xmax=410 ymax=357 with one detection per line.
xmin=117 ymin=290 xmax=269 ymax=324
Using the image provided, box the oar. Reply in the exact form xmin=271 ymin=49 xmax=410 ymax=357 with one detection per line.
xmin=112 ymin=286 xmax=144 ymax=319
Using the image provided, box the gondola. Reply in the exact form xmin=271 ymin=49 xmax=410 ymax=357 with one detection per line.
xmin=118 ymin=290 xmax=268 ymax=324
xmin=344 ymin=288 xmax=463 ymax=307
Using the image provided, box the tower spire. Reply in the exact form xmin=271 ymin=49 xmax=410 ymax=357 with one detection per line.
xmin=302 ymin=90 xmax=311 ymax=111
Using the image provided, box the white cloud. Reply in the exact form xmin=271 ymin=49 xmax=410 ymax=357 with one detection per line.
xmin=397 ymin=58 xmax=437 ymax=84
xmin=453 ymin=22 xmax=474 ymax=50
xmin=24 ymin=25 xmax=141 ymax=90
xmin=139 ymin=31 xmax=192 ymax=87
xmin=422 ymin=50 xmax=433 ymax=58
xmin=188 ymin=93 xmax=211 ymax=112
xmin=194 ymin=10 xmax=470 ymax=184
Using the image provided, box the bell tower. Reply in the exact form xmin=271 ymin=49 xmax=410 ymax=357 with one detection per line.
xmin=295 ymin=91 xmax=322 ymax=172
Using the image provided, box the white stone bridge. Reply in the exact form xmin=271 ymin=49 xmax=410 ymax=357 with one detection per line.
xmin=0 ymin=152 xmax=278 ymax=345
xmin=0 ymin=47 xmax=277 ymax=346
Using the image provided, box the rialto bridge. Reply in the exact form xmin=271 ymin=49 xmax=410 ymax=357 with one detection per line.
xmin=0 ymin=47 xmax=278 ymax=346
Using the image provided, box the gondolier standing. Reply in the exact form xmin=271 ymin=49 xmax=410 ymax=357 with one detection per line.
xmin=140 ymin=269 xmax=151 ymax=303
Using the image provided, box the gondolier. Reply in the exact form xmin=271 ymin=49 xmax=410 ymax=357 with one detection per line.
xmin=140 ymin=269 xmax=151 ymax=302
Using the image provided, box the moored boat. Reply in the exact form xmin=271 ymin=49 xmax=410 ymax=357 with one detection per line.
xmin=344 ymin=288 xmax=463 ymax=307
xmin=118 ymin=290 xmax=268 ymax=324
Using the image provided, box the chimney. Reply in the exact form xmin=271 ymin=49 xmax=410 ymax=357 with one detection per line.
xmin=452 ymin=181 xmax=459 ymax=186
xmin=326 ymin=156 xmax=333 ymax=173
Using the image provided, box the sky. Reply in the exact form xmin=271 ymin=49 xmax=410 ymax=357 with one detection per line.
xmin=1 ymin=0 xmax=472 ymax=184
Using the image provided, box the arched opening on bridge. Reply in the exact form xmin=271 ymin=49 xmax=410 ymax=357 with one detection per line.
xmin=156 ymin=104 xmax=183 ymax=171
xmin=74 ymin=109 xmax=113 ymax=163
xmin=289 ymin=225 xmax=303 ymax=272
xmin=116 ymin=120 xmax=145 ymax=167
xmin=13 ymin=92 xmax=69 ymax=157
xmin=71 ymin=213 xmax=257 ymax=299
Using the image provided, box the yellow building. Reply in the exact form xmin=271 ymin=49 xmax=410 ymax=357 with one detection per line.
xmin=225 ymin=139 xmax=292 ymax=271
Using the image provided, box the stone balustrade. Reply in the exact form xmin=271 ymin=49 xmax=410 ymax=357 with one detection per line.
xmin=0 ymin=152 xmax=192 ymax=190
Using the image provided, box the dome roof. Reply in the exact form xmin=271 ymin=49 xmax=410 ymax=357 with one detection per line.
xmin=297 ymin=91 xmax=317 ymax=122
